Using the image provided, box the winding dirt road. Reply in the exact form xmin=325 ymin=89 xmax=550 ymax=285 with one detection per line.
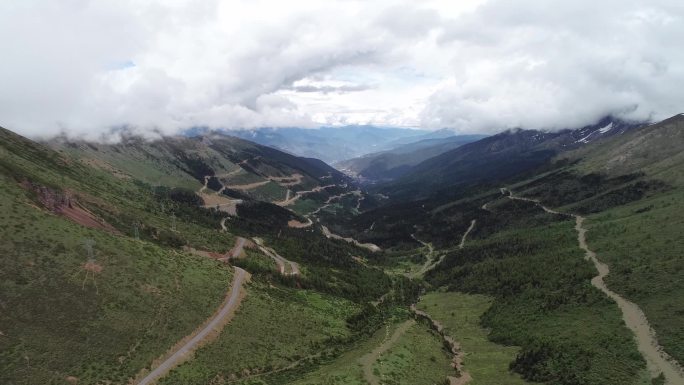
xmin=412 ymin=219 xmax=476 ymax=278
xmin=253 ymin=238 xmax=300 ymax=276
xmin=199 ymin=176 xmax=210 ymax=194
xmin=504 ymin=188 xmax=684 ymax=384
xmin=218 ymin=237 xmax=247 ymax=262
xmin=275 ymin=184 xmax=336 ymax=207
xmin=269 ymin=173 xmax=304 ymax=187
xmin=198 ymin=175 xmax=242 ymax=215
xmin=320 ymin=225 xmax=381 ymax=252
xmin=135 ymin=267 xmax=249 ymax=385
xmin=411 ymin=235 xmax=436 ymax=278
xmin=459 ymin=220 xmax=476 ymax=249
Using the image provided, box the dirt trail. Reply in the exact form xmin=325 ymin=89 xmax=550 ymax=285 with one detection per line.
xmin=411 ymin=305 xmax=471 ymax=385
xmin=306 ymin=190 xmax=363 ymax=217
xmin=412 ymin=220 xmax=476 ymax=278
xmin=359 ymin=319 xmax=416 ymax=385
xmin=239 ymin=156 xmax=261 ymax=166
xmin=411 ymin=235 xmax=436 ymax=278
xmin=198 ymin=174 xmax=243 ymax=218
xmin=199 ymin=176 xmax=209 ymax=194
xmin=355 ymin=193 xmax=364 ymax=210
xmin=269 ymin=173 xmax=304 ymax=187
xmin=458 ymin=220 xmax=476 ymax=249
xmin=135 ymin=267 xmax=249 ymax=385
xmin=218 ymin=237 xmax=247 ymax=262
xmin=575 ymin=216 xmax=684 ymax=384
xmin=225 ymin=180 xmax=270 ymax=191
xmin=252 ymin=238 xmax=300 ymax=276
xmin=320 ymin=225 xmax=381 ymax=252
xmin=216 ymin=168 xmax=244 ymax=193
xmin=200 ymin=196 xmax=241 ymax=215
xmin=504 ymin=188 xmax=684 ymax=384
xmin=275 ymin=184 xmax=336 ymax=207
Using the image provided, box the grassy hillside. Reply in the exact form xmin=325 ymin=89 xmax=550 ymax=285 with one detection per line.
xmin=0 ymin=129 xmax=235 ymax=385
xmin=417 ymin=292 xmax=529 ymax=385
xmin=510 ymin=114 xmax=684 ymax=364
xmin=426 ymin=198 xmax=648 ymax=385
xmin=159 ymin=284 xmax=360 ymax=385
xmin=51 ymin=132 xmax=352 ymax=205
xmin=0 ymin=126 xmax=408 ymax=385
xmin=2 ymin=113 xmax=683 ymax=385
xmin=374 ymin=118 xmax=639 ymax=201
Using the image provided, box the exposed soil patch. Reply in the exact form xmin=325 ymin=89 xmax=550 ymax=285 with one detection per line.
xmin=287 ymin=218 xmax=313 ymax=228
xmin=83 ymin=260 xmax=103 ymax=273
xmin=60 ymin=203 xmax=121 ymax=234
xmin=20 ymin=181 xmax=121 ymax=235
xmin=225 ymin=180 xmax=270 ymax=191
xmin=269 ymin=173 xmax=304 ymax=187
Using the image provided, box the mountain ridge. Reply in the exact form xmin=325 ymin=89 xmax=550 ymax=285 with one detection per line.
xmin=374 ymin=116 xmax=644 ymax=201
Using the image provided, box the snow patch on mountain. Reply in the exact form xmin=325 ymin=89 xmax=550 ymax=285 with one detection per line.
xmin=599 ymin=122 xmax=614 ymax=134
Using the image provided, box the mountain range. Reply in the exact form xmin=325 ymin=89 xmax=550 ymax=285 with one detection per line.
xmin=220 ymin=125 xmax=434 ymax=164
xmin=2 ymin=113 xmax=683 ymax=385
xmin=374 ymin=116 xmax=642 ymax=200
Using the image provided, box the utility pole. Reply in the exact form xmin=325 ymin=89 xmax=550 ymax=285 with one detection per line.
xmin=83 ymin=238 xmax=96 ymax=261
xmin=81 ymin=238 xmax=100 ymax=293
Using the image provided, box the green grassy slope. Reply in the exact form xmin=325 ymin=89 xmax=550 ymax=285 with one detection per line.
xmin=0 ymin=131 xmax=234 ymax=384
xmin=51 ymin=133 xmax=352 ymax=205
xmin=159 ymin=283 xmax=359 ymax=385
xmin=0 ymin=126 xmax=416 ymax=385
xmin=426 ymin=201 xmax=648 ymax=385
xmin=511 ymin=114 xmax=684 ymax=364
xmin=417 ymin=292 xmax=529 ymax=385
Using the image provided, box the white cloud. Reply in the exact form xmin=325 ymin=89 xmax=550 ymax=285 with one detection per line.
xmin=0 ymin=0 xmax=682 ymax=139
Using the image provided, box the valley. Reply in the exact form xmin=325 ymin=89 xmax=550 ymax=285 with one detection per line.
xmin=1 ymin=114 xmax=683 ymax=385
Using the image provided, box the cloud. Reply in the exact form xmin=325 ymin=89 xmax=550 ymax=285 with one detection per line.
xmin=0 ymin=0 xmax=682 ymax=139
xmin=288 ymin=84 xmax=374 ymax=94
xmin=423 ymin=0 xmax=684 ymax=133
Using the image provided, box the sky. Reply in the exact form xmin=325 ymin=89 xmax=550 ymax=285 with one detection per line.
xmin=1 ymin=0 xmax=683 ymax=140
